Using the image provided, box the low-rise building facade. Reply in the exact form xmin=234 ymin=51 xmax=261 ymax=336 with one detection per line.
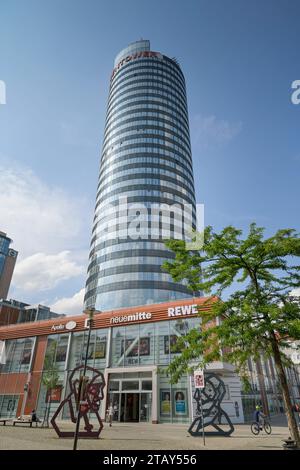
xmin=0 ymin=297 xmax=244 ymax=424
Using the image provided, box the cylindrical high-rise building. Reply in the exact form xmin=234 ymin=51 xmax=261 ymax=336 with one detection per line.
xmin=85 ymin=40 xmax=197 ymax=311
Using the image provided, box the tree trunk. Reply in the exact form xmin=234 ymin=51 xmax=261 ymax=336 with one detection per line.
xmin=46 ymin=389 xmax=52 ymax=428
xmin=272 ymin=338 xmax=300 ymax=447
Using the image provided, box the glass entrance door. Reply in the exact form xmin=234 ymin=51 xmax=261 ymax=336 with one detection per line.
xmin=124 ymin=393 xmax=139 ymax=422
xmin=119 ymin=393 xmax=139 ymax=422
xmin=108 ymin=373 xmax=152 ymax=423
xmin=140 ymin=392 xmax=152 ymax=422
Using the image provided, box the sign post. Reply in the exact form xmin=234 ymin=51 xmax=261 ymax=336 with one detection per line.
xmin=194 ymin=369 xmax=205 ymax=446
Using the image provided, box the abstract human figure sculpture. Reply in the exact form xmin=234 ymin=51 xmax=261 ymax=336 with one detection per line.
xmin=51 ymin=365 xmax=105 ymax=438
xmin=188 ymin=372 xmax=234 ymax=437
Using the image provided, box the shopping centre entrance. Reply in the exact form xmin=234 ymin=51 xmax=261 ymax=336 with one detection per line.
xmin=106 ymin=371 xmax=153 ymax=423
xmin=120 ymin=393 xmax=139 ymax=422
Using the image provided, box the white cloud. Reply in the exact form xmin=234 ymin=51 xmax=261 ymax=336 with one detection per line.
xmin=50 ymin=288 xmax=85 ymax=316
xmin=13 ymin=251 xmax=85 ymax=292
xmin=0 ymin=163 xmax=90 ymax=257
xmin=290 ymin=288 xmax=300 ymax=296
xmin=191 ymin=114 xmax=242 ymax=149
xmin=0 ymin=162 xmax=92 ymax=306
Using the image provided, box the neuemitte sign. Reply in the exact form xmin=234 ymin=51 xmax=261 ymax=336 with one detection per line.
xmin=110 ymin=312 xmax=152 ymax=325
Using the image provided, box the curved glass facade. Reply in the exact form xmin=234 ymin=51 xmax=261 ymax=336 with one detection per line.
xmin=85 ymin=40 xmax=197 ymax=311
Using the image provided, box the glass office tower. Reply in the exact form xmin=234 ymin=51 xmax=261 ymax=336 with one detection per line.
xmin=0 ymin=231 xmax=18 ymax=300
xmin=85 ymin=40 xmax=197 ymax=311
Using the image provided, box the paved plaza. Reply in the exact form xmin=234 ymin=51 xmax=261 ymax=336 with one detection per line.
xmin=0 ymin=415 xmax=297 ymax=450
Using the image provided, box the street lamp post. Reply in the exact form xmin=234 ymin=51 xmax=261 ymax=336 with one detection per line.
xmin=73 ymin=307 xmax=95 ymax=451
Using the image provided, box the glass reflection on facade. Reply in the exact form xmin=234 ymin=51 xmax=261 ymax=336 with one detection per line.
xmin=1 ymin=313 xmax=299 ymax=424
xmin=0 ymin=234 xmax=10 ymax=276
xmin=68 ymin=329 xmax=108 ymax=370
xmin=111 ymin=318 xmax=199 ymax=368
xmin=34 ymin=320 xmax=199 ymax=423
xmin=0 ymin=231 xmax=18 ymax=300
xmin=0 ymin=337 xmax=34 ymax=373
xmin=84 ymin=40 xmax=197 ymax=311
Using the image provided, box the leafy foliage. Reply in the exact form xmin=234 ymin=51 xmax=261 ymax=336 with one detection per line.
xmin=163 ymin=224 xmax=300 ymax=381
xmin=42 ymin=342 xmax=60 ymax=391
xmin=163 ymin=224 xmax=300 ymax=444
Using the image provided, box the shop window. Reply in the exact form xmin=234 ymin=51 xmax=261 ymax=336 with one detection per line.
xmin=164 ymin=334 xmax=184 ymax=354
xmin=68 ymin=330 xmax=107 ymax=369
xmin=0 ymin=394 xmax=19 ymax=418
xmin=109 ymin=380 xmax=120 ymax=392
xmin=142 ymin=380 xmax=152 ymax=391
xmin=0 ymin=338 xmax=34 ymax=373
xmin=121 ymin=381 xmax=139 ymax=391
xmin=55 ymin=336 xmax=68 ymax=364
xmin=44 ymin=334 xmax=69 ymax=371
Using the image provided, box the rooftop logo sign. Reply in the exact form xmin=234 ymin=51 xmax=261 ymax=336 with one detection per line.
xmin=110 ymin=311 xmax=152 ymax=325
xmin=168 ymin=304 xmax=198 ymax=317
xmin=111 ymin=51 xmax=163 ymax=80
xmin=65 ymin=321 xmax=77 ymax=330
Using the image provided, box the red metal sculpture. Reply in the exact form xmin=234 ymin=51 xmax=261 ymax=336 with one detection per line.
xmin=51 ymin=365 xmax=106 ymax=438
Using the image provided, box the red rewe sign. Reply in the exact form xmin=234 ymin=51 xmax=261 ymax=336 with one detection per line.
xmin=111 ymin=51 xmax=163 ymax=80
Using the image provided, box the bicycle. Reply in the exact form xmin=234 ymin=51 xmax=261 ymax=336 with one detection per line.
xmin=251 ymin=418 xmax=272 ymax=435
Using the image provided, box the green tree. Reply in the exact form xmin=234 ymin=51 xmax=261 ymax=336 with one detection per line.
xmin=41 ymin=343 xmax=61 ymax=427
xmin=163 ymin=224 xmax=300 ymax=446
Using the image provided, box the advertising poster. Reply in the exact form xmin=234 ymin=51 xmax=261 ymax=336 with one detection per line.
xmin=139 ymin=337 xmax=150 ymax=356
xmin=122 ymin=339 xmax=138 ymax=357
xmin=121 ymin=337 xmax=150 ymax=356
xmin=160 ymin=390 xmax=171 ymax=416
xmin=173 ymin=389 xmax=187 ymax=416
xmin=94 ymin=341 xmax=106 ymax=359
xmin=45 ymin=387 xmax=62 ymax=403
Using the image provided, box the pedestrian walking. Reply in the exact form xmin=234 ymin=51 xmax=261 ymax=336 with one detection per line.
xmin=107 ymin=403 xmax=114 ymax=427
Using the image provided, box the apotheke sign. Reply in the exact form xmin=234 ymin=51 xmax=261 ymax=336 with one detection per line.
xmin=51 ymin=321 xmax=77 ymax=332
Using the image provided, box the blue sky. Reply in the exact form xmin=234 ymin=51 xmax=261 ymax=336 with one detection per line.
xmin=0 ymin=0 xmax=299 ymax=313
